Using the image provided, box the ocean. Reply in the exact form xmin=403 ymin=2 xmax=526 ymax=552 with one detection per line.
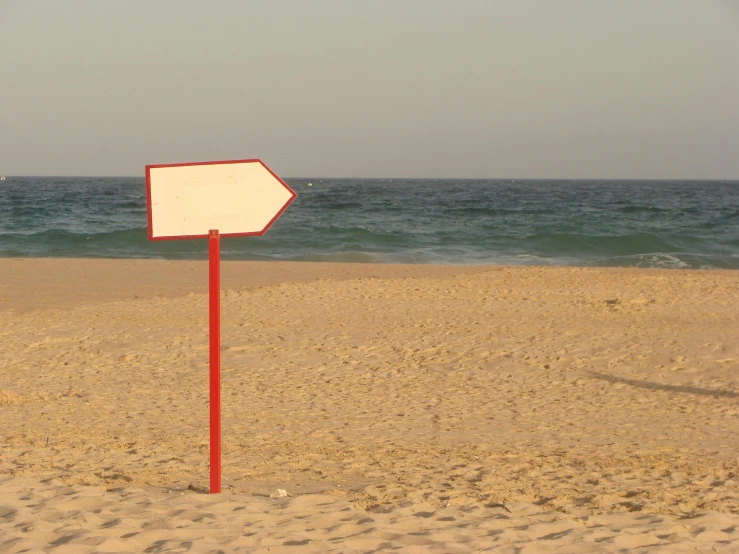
xmin=1 ymin=177 xmax=738 ymax=269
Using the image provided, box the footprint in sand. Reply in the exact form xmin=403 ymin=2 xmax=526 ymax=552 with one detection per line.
xmin=0 ymin=390 xmax=24 ymax=405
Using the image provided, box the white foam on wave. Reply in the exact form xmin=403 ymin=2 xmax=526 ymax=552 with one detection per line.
xmin=634 ymin=253 xmax=689 ymax=269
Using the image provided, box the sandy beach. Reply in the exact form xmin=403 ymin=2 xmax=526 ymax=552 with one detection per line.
xmin=1 ymin=259 xmax=738 ymax=552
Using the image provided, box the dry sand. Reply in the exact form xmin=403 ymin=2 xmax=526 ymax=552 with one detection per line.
xmin=1 ymin=259 xmax=738 ymax=553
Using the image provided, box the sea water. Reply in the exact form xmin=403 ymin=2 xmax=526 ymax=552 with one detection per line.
xmin=1 ymin=177 xmax=738 ymax=269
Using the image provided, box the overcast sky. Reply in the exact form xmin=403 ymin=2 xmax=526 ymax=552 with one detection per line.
xmin=1 ymin=0 xmax=738 ymax=179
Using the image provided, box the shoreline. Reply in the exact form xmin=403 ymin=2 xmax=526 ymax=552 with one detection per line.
xmin=1 ymin=257 xmax=736 ymax=313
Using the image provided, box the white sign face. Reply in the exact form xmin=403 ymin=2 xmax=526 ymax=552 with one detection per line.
xmin=146 ymin=159 xmax=297 ymax=240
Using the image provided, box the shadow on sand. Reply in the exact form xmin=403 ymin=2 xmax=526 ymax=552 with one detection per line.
xmin=584 ymin=370 xmax=738 ymax=399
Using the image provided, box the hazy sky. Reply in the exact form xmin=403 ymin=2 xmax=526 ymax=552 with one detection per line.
xmin=1 ymin=1 xmax=738 ymax=178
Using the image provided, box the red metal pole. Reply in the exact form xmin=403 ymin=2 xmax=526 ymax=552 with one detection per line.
xmin=208 ymin=229 xmax=221 ymax=493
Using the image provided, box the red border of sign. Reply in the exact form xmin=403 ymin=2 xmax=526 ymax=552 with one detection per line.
xmin=145 ymin=158 xmax=297 ymax=241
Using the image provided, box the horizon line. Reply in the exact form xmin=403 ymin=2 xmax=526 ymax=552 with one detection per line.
xmin=3 ymin=174 xmax=739 ymax=182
